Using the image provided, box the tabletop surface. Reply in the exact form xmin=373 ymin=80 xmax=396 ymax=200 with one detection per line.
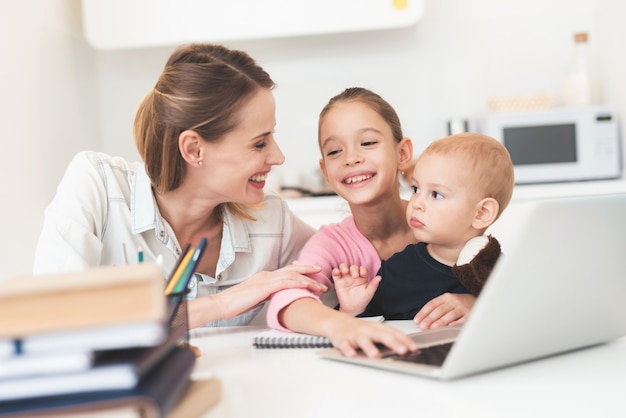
xmin=188 ymin=324 xmax=626 ymax=418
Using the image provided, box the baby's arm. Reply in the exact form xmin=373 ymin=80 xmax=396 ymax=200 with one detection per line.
xmin=414 ymin=235 xmax=501 ymax=329
xmin=332 ymin=263 xmax=381 ymax=316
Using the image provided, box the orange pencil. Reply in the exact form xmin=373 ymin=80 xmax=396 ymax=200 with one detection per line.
xmin=164 ymin=246 xmax=193 ymax=295
xmin=163 ymin=243 xmax=190 ymax=290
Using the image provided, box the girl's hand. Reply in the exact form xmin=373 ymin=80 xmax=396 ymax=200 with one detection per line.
xmin=326 ymin=315 xmax=418 ymax=358
xmin=332 ymin=263 xmax=380 ymax=316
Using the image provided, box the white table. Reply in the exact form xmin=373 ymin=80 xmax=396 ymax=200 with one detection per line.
xmin=189 ymin=326 xmax=626 ymax=418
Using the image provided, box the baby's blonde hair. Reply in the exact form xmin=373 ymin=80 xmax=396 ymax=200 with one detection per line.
xmin=420 ymin=133 xmax=515 ymax=218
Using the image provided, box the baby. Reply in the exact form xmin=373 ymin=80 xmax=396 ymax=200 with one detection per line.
xmin=333 ymin=133 xmax=515 ymax=327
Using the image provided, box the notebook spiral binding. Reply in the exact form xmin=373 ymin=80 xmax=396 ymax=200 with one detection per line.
xmin=253 ymin=334 xmax=333 ymax=349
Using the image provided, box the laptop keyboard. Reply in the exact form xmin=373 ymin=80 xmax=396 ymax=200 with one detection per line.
xmin=384 ymin=342 xmax=454 ymax=367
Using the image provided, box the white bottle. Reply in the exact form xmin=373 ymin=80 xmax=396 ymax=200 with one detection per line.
xmin=562 ymin=32 xmax=592 ymax=107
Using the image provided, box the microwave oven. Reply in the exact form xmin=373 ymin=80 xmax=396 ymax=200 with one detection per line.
xmin=481 ymin=106 xmax=622 ymax=185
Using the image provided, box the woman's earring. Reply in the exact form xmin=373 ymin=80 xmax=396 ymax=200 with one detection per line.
xmin=198 ymin=161 xmax=203 ymax=166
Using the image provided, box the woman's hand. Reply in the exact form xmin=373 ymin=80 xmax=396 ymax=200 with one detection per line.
xmin=413 ymin=293 xmax=476 ymax=329
xmin=188 ymin=264 xmax=327 ymax=328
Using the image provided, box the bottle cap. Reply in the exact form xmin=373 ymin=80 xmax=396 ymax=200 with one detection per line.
xmin=574 ymin=32 xmax=588 ymax=43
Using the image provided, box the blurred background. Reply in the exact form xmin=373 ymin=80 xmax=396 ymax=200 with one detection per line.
xmin=2 ymin=0 xmax=625 ymax=278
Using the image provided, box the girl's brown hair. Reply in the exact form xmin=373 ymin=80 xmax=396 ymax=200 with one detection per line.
xmin=318 ymin=87 xmax=404 ymax=153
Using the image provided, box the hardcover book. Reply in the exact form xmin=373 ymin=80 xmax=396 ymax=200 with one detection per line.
xmin=0 ymin=263 xmax=166 ymax=338
xmin=0 ymin=320 xmax=185 ymax=401
xmin=0 ymin=346 xmax=196 ymax=417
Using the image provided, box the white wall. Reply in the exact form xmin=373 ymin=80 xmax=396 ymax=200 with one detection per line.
xmin=95 ymin=0 xmax=626 ymax=177
xmin=0 ymin=0 xmax=98 ymax=279
xmin=2 ymin=0 xmax=626 ymax=279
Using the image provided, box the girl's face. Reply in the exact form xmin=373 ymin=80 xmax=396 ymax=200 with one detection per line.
xmin=318 ymin=101 xmax=408 ymax=206
xmin=406 ymin=152 xmax=481 ymax=247
xmin=201 ymin=88 xmax=284 ymax=205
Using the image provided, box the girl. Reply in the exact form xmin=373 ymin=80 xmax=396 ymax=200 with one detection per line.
xmin=266 ymin=87 xmax=421 ymax=358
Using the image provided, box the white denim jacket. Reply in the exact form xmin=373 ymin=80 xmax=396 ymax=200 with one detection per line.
xmin=33 ymin=151 xmax=315 ymax=326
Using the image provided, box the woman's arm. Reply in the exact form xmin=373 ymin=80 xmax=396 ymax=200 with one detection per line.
xmin=187 ymin=264 xmax=327 ymax=329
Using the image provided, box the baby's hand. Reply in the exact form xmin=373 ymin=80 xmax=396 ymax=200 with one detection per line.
xmin=413 ymin=293 xmax=476 ymax=330
xmin=332 ymin=263 xmax=381 ymax=316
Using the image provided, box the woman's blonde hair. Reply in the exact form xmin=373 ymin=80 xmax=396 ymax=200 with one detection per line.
xmin=133 ymin=43 xmax=275 ymax=220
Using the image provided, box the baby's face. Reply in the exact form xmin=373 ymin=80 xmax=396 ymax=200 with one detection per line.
xmin=406 ymin=153 xmax=482 ymax=246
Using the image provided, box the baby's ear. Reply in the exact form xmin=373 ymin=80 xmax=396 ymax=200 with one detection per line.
xmin=472 ymin=197 xmax=499 ymax=230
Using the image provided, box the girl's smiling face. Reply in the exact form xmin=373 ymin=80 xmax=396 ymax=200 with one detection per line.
xmin=318 ymin=101 xmax=409 ymax=206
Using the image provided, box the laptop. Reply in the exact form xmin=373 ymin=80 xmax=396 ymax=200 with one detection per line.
xmin=318 ymin=193 xmax=626 ymax=380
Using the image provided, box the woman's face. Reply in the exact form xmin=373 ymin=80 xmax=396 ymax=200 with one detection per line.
xmin=200 ymin=88 xmax=284 ymax=205
xmin=318 ymin=101 xmax=404 ymax=206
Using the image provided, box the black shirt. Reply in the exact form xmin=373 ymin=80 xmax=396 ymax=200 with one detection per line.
xmin=360 ymin=242 xmax=470 ymax=319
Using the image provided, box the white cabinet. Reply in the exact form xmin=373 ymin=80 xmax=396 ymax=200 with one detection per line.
xmin=81 ymin=0 xmax=424 ymax=50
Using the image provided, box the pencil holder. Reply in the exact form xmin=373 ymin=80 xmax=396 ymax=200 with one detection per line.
xmin=167 ymin=291 xmax=190 ymax=345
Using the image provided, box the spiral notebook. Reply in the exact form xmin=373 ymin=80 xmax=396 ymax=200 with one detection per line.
xmin=253 ymin=316 xmax=385 ymax=349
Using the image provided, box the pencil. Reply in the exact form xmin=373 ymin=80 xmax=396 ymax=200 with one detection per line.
xmin=137 ymin=246 xmax=144 ymax=263
xmin=172 ymin=238 xmax=208 ymax=295
xmin=163 ymin=243 xmax=191 ymax=293
xmin=164 ymin=245 xmax=193 ymax=295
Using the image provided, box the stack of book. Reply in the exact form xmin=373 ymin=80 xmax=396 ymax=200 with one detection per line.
xmin=0 ymin=263 xmax=202 ymax=417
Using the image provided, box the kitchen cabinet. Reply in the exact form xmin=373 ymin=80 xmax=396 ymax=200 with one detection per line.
xmin=81 ymin=0 xmax=424 ymax=50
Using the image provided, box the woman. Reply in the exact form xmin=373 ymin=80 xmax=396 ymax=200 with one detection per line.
xmin=33 ymin=43 xmax=326 ymax=328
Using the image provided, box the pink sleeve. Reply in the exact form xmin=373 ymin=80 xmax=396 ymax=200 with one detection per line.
xmin=266 ymin=217 xmax=381 ymax=330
